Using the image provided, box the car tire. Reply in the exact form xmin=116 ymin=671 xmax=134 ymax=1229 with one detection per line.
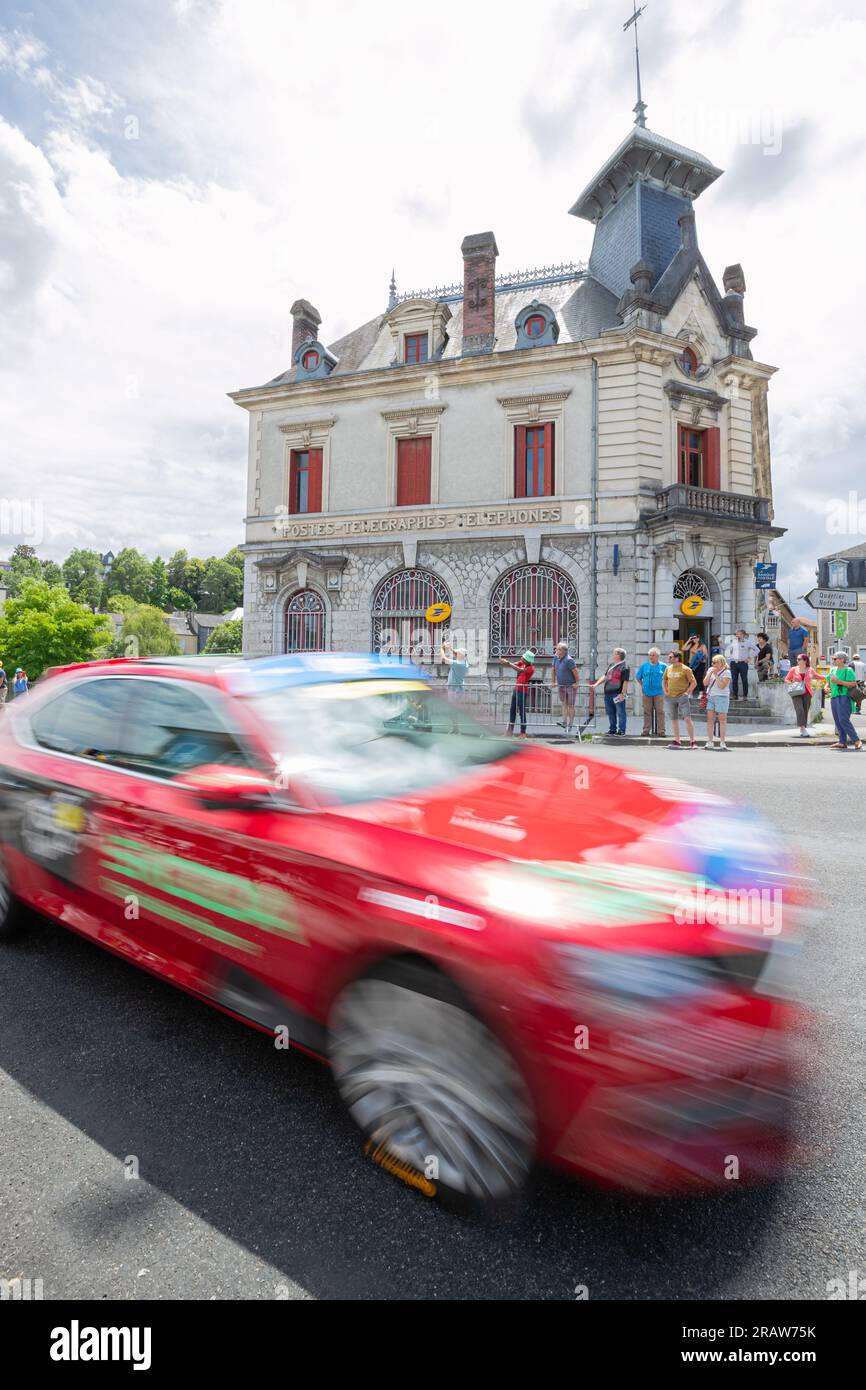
xmin=0 ymin=848 xmax=21 ymax=940
xmin=328 ymin=959 xmax=536 ymax=1204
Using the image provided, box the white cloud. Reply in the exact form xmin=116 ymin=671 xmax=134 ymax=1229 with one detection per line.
xmin=0 ymin=0 xmax=864 ymax=586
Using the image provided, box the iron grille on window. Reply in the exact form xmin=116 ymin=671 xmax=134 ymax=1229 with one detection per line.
xmin=490 ymin=564 xmax=578 ymax=659
xmin=673 ymin=570 xmax=711 ymax=602
xmin=285 ymin=589 xmax=325 ymax=653
xmin=371 ymin=569 xmax=451 ymax=662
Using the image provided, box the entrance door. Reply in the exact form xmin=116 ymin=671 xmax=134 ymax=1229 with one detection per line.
xmin=674 ymin=616 xmax=712 ymax=652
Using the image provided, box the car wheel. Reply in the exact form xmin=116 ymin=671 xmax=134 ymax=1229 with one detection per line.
xmin=0 ymin=849 xmax=21 ymax=940
xmin=329 ymin=962 xmax=536 ymax=1203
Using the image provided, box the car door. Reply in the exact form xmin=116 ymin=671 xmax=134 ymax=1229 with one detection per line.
xmin=0 ymin=676 xmax=183 ymax=966
xmin=90 ymin=675 xmax=329 ymax=1040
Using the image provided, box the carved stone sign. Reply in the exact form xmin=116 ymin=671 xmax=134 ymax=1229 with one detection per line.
xmin=272 ymin=501 xmax=564 ymax=541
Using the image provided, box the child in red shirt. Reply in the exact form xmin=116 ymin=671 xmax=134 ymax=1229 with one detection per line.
xmin=501 ymin=650 xmax=535 ymax=736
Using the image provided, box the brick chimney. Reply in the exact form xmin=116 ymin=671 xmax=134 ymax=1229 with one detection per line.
xmin=290 ymin=299 xmax=322 ymax=359
xmin=460 ymin=232 xmax=498 ymax=355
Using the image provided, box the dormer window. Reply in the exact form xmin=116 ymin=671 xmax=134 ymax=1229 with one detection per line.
xmin=680 ymin=346 xmax=698 ymax=375
xmin=404 ymin=333 xmax=429 ymax=365
xmin=515 ymin=301 xmax=558 ymax=350
xmin=294 ymin=338 xmax=337 ymax=380
xmin=385 ymin=297 xmax=452 ymax=369
xmin=828 ymin=560 xmax=849 ymax=588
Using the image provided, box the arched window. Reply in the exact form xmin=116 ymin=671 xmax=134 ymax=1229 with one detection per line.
xmin=525 ymin=313 xmax=546 ymax=338
xmin=679 ymin=346 xmax=698 ymax=375
xmin=490 ymin=564 xmax=578 ymax=659
xmin=673 ymin=570 xmax=711 ymax=602
xmin=371 ymin=569 xmax=451 ymax=662
xmin=285 ymin=589 xmax=325 ymax=652
xmin=302 ymin=348 xmax=320 ymax=371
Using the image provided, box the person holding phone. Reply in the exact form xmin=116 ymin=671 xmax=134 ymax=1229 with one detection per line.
xmin=501 ymin=650 xmax=535 ymax=737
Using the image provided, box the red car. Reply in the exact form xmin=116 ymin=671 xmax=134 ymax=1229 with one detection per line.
xmin=0 ymin=654 xmax=805 ymax=1201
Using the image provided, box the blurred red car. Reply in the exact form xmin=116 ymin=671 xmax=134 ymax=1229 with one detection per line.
xmin=0 ymin=654 xmax=805 ymax=1201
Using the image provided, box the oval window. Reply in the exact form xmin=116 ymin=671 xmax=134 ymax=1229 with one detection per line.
xmin=680 ymin=347 xmax=698 ymax=375
xmin=302 ymin=349 xmax=320 ymax=370
xmin=525 ymin=314 xmax=546 ymax=338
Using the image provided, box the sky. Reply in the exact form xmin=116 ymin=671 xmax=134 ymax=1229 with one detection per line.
xmin=1 ymin=0 xmax=864 ymax=610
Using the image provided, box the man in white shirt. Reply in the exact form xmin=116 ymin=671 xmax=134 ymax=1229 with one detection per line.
xmin=728 ymin=629 xmax=758 ymax=701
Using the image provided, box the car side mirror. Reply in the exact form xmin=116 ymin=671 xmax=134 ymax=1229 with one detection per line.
xmin=179 ymin=764 xmax=275 ymax=810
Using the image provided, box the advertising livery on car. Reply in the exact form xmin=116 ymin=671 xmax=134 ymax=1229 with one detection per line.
xmin=0 ymin=653 xmax=806 ymax=1203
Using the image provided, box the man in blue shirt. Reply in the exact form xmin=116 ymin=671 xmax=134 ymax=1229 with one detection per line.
xmin=636 ymin=647 xmax=667 ymax=737
xmin=788 ymin=617 xmax=808 ymax=665
xmin=551 ymin=641 xmax=579 ymax=734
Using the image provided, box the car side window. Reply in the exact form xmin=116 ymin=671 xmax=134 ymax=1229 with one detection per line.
xmin=118 ymin=679 xmax=253 ymax=779
xmin=30 ymin=679 xmax=133 ymax=762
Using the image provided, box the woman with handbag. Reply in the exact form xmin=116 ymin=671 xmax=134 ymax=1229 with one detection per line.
xmin=784 ymin=652 xmax=817 ymax=737
xmin=703 ymin=655 xmax=732 ymax=750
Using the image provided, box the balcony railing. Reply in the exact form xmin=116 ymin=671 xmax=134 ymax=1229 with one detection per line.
xmin=653 ymin=485 xmax=771 ymax=524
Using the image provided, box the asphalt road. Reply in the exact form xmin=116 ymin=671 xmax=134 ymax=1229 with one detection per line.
xmin=1 ymin=744 xmax=863 ymax=1301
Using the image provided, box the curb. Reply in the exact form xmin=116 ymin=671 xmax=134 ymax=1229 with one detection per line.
xmin=587 ymin=735 xmax=844 ymax=749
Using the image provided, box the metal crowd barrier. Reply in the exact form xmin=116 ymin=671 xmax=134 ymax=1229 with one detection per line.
xmin=432 ymin=680 xmax=597 ymax=735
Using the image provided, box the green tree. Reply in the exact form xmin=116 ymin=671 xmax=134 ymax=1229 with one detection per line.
xmin=223 ymin=546 xmax=245 ymax=572
xmin=62 ymin=548 xmax=104 ymax=609
xmin=200 ymin=558 xmax=243 ymax=613
xmin=41 ymin=560 xmax=64 ymax=587
xmin=184 ymin=557 xmax=206 ymax=607
xmin=117 ymin=603 xmax=181 ymax=658
xmin=167 ymin=587 xmax=194 ymax=611
xmin=105 ymin=548 xmax=152 ymax=604
xmin=107 ymin=593 xmax=141 ymax=615
xmin=166 ymin=549 xmax=190 ymax=594
xmin=5 ymin=545 xmax=43 ymax=597
xmin=149 ymin=556 xmax=168 ymax=610
xmin=0 ymin=579 xmax=112 ymax=681
xmin=203 ymin=619 xmax=243 ymax=654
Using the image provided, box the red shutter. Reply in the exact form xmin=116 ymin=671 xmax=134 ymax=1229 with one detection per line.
xmin=704 ymin=427 xmax=721 ymax=491
xmin=307 ymin=448 xmax=323 ymax=512
xmin=514 ymin=425 xmax=527 ymax=497
xmin=288 ymin=451 xmax=299 ymax=514
xmin=543 ymin=421 xmax=554 ymax=496
xmin=396 ymin=437 xmax=431 ymax=505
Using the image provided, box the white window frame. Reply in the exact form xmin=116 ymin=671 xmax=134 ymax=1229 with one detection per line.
xmin=278 ymin=416 xmax=336 ymax=516
xmin=380 ymin=404 xmax=447 ymax=508
xmin=496 ymin=391 xmax=570 ymax=501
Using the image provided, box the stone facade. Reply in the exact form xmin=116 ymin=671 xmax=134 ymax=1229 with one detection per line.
xmin=231 ymin=125 xmax=783 ymax=703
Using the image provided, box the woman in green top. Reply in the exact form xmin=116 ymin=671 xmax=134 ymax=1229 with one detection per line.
xmin=827 ymin=651 xmax=862 ymax=750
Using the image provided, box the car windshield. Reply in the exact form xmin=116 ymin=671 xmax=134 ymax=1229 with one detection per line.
xmin=247 ymin=678 xmax=519 ymax=806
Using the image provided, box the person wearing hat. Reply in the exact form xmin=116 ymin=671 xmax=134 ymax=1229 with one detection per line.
xmin=500 ymin=650 xmax=535 ymax=737
xmin=12 ymin=668 xmax=29 ymax=697
xmin=827 ymin=650 xmax=862 ymax=750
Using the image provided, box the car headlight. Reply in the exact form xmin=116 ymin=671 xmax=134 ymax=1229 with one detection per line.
xmin=547 ymin=945 xmax=716 ymax=1002
xmin=478 ymin=861 xmax=704 ymax=930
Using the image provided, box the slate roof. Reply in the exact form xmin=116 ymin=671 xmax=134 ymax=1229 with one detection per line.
xmin=569 ymin=126 xmax=722 ymax=222
xmin=258 ymin=273 xmax=619 ymax=390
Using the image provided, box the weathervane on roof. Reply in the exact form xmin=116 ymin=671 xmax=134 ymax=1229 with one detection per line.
xmin=623 ymin=4 xmax=648 ymax=128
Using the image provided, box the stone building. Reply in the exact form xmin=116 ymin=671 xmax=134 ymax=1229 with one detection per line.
xmin=231 ymin=121 xmax=783 ymax=687
xmin=813 ymin=543 xmax=866 ymax=660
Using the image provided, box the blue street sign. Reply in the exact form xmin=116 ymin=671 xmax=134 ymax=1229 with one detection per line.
xmin=754 ymin=563 xmax=777 ymax=589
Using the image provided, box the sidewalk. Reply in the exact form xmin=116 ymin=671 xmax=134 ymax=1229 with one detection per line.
xmin=535 ymin=710 xmax=866 ymax=748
